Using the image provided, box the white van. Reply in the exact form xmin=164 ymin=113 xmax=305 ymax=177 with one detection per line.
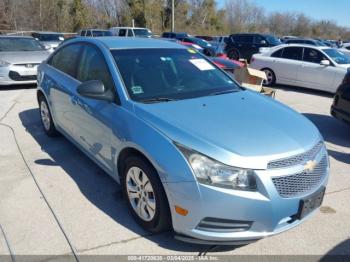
xmin=109 ymin=27 xmax=153 ymax=38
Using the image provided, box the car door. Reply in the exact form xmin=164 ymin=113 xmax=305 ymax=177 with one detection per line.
xmin=46 ymin=43 xmax=83 ymax=137
xmin=274 ymin=46 xmax=303 ymax=84
xmin=73 ymin=44 xmax=119 ymax=173
xmin=299 ymin=47 xmax=337 ymax=92
xmin=237 ymin=35 xmax=254 ymax=59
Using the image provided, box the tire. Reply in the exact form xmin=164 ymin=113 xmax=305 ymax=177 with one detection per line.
xmin=39 ymin=95 xmax=59 ymax=137
xmin=122 ymin=155 xmax=171 ymax=233
xmin=227 ymin=49 xmax=240 ymax=60
xmin=262 ymin=68 xmax=276 ymax=86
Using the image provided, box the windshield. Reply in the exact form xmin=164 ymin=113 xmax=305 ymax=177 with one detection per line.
xmin=37 ymin=34 xmax=64 ymax=42
xmin=324 ymin=48 xmax=350 ymax=64
xmin=265 ymin=35 xmax=281 ymax=46
xmin=133 ymin=29 xmax=152 ymax=37
xmin=112 ymin=48 xmax=240 ymax=102
xmin=0 ymin=38 xmax=44 ymax=51
xmin=193 ymin=38 xmax=211 ymax=47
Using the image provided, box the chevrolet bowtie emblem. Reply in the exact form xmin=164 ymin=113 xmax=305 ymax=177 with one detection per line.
xmin=304 ymin=160 xmax=317 ymax=172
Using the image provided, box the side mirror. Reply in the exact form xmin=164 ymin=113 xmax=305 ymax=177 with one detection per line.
xmin=260 ymin=40 xmax=267 ymax=45
xmin=320 ymin=60 xmax=330 ymax=66
xmin=77 ymin=80 xmax=114 ymax=102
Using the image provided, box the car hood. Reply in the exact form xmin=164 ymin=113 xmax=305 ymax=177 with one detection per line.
xmin=335 ymin=63 xmax=350 ymax=69
xmin=134 ymin=90 xmax=321 ymax=169
xmin=0 ymin=51 xmax=50 ymax=64
xmin=40 ymin=41 xmax=61 ymax=48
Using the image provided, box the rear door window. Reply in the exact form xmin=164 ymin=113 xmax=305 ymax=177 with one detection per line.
xmin=271 ymin=48 xmax=283 ymax=58
xmin=281 ymin=47 xmax=303 ymax=61
xmin=127 ymin=29 xmax=133 ymax=37
xmin=50 ymin=44 xmax=82 ymax=77
xmin=86 ymin=30 xmax=92 ymax=37
xmin=118 ymin=29 xmax=126 ymax=37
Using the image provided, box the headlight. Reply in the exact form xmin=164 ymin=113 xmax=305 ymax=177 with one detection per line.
xmin=0 ymin=60 xmax=10 ymax=67
xmin=177 ymin=144 xmax=257 ymax=191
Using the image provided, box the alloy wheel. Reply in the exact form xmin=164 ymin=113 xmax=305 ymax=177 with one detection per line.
xmin=263 ymin=69 xmax=274 ymax=86
xmin=40 ymin=101 xmax=50 ymax=131
xmin=126 ymin=167 xmax=156 ymax=222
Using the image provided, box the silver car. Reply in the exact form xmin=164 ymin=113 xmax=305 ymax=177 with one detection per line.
xmin=31 ymin=32 xmax=65 ymax=52
xmin=0 ymin=36 xmax=50 ymax=86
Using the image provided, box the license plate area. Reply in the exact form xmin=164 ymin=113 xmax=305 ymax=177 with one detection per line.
xmin=297 ymin=187 xmax=325 ymax=219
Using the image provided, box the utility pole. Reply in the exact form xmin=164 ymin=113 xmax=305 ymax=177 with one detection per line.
xmin=171 ymin=0 xmax=175 ymax=32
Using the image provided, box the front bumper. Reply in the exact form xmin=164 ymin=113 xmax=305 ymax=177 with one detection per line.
xmin=164 ymin=149 xmax=329 ymax=244
xmin=0 ymin=64 xmax=38 ymax=86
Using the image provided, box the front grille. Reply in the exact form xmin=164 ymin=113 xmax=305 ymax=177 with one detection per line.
xmin=267 ymin=141 xmax=324 ymax=169
xmin=9 ymin=71 xmax=36 ymax=81
xmin=14 ymin=63 xmax=40 ymax=67
xmin=272 ymin=155 xmax=328 ymax=198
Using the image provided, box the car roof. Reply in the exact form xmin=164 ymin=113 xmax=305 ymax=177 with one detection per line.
xmin=0 ymin=35 xmax=34 ymax=39
xmin=69 ymin=37 xmax=187 ymax=50
xmin=33 ymin=31 xmax=63 ymax=35
xmin=275 ymin=44 xmax=330 ymax=50
xmin=110 ymin=27 xmax=149 ymax=30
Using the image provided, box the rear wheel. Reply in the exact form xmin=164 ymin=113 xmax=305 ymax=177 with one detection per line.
xmin=262 ymin=68 xmax=276 ymax=86
xmin=39 ymin=96 xmax=59 ymax=137
xmin=122 ymin=155 xmax=171 ymax=233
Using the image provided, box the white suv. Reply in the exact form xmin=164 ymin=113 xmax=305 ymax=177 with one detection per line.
xmin=109 ymin=27 xmax=152 ymax=38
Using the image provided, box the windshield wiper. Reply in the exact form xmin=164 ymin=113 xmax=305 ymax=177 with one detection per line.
xmin=142 ymin=97 xmax=177 ymax=103
xmin=209 ymin=89 xmax=238 ymax=96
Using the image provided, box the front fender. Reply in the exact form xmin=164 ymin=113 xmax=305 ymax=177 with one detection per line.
xmin=111 ymin=109 xmax=195 ymax=183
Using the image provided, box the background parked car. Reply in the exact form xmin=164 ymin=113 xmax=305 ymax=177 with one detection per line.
xmin=331 ymin=69 xmax=350 ymax=124
xmin=176 ymin=36 xmax=216 ymax=56
xmin=225 ymin=33 xmax=282 ymax=61
xmin=31 ymin=31 xmax=64 ymax=51
xmin=284 ymin=38 xmax=327 ymax=46
xmin=0 ymin=36 xmax=49 ymax=86
xmin=110 ymin=27 xmax=153 ymax=38
xmin=79 ymin=29 xmax=113 ymax=37
xmin=161 ymin=32 xmax=188 ymax=39
xmin=250 ymin=44 xmax=350 ymax=93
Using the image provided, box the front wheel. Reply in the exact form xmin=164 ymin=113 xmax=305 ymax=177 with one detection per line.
xmin=122 ymin=156 xmax=171 ymax=233
xmin=262 ymin=68 xmax=276 ymax=86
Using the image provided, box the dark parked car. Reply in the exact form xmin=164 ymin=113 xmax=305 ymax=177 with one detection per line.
xmin=225 ymin=33 xmax=281 ymax=60
xmin=284 ymin=38 xmax=326 ymax=47
xmin=176 ymin=36 xmax=216 ymax=56
xmin=161 ymin=32 xmax=188 ymax=39
xmin=331 ymin=69 xmax=350 ymax=124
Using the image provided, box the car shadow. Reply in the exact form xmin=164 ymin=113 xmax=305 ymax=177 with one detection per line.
xmin=303 ymin=113 xmax=350 ymax=165
xmin=18 ymin=108 xmax=241 ymax=253
xmin=273 ymin=84 xmax=334 ymax=98
xmin=0 ymin=84 xmax=37 ymax=91
xmin=303 ymin=113 xmax=350 ymax=148
xmin=320 ymin=239 xmax=350 ymax=261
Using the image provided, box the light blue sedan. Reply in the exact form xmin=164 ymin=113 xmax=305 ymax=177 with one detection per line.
xmin=37 ymin=37 xmax=329 ymax=245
